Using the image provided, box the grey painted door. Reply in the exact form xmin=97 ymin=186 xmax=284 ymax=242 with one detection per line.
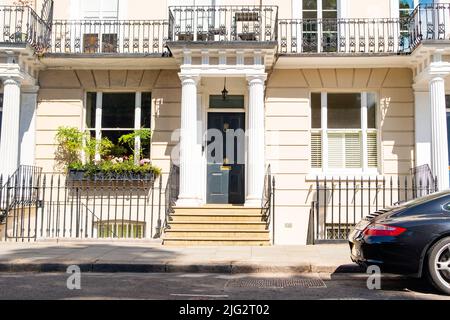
xmin=207 ymin=113 xmax=245 ymax=204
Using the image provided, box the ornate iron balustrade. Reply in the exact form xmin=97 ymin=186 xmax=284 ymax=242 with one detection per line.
xmin=49 ymin=19 xmax=170 ymax=55
xmin=0 ymin=5 xmax=51 ymax=53
xmin=168 ymin=5 xmax=279 ymax=42
xmin=278 ymin=18 xmax=413 ymax=54
xmin=410 ymin=3 xmax=450 ymax=49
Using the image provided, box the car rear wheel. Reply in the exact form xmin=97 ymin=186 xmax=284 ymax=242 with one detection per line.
xmin=427 ymin=237 xmax=450 ymax=295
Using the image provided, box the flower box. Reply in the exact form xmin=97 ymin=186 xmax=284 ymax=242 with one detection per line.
xmin=68 ymin=169 xmax=86 ymax=181
xmin=68 ymin=169 xmax=155 ymax=182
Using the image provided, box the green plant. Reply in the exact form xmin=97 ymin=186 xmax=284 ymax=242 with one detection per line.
xmin=118 ymin=129 xmax=152 ymax=159
xmin=84 ymin=134 xmax=114 ymax=162
xmin=55 ymin=127 xmax=84 ymax=170
xmin=109 ymin=145 xmax=128 ymax=157
xmin=67 ymin=159 xmax=161 ymax=179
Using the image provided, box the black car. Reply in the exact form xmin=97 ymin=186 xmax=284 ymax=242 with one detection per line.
xmin=349 ymin=191 xmax=450 ymax=294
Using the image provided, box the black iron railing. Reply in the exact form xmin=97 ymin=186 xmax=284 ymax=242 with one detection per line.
xmin=0 ymin=5 xmax=52 ymax=52
xmin=0 ymin=173 xmax=164 ymax=242
xmin=261 ymin=165 xmax=275 ymax=244
xmin=49 ymin=19 xmax=170 ymax=55
xmin=278 ymin=18 xmax=411 ymax=54
xmin=168 ymin=5 xmax=279 ymax=42
xmin=410 ymin=3 xmax=450 ymax=49
xmin=162 ymin=164 xmax=179 ymax=234
xmin=309 ymin=175 xmax=438 ymax=243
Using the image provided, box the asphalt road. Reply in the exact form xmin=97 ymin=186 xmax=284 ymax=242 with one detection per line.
xmin=0 ymin=272 xmax=449 ymax=300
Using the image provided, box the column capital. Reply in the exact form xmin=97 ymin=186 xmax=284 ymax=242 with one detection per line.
xmin=2 ymin=77 xmax=22 ymax=87
xmin=179 ymin=74 xmax=200 ymax=85
xmin=427 ymin=61 xmax=450 ymax=80
xmin=246 ymin=74 xmax=267 ymax=85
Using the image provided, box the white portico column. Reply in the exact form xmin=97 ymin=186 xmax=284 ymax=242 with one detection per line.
xmin=0 ymin=78 xmax=22 ymax=177
xmin=246 ymin=74 xmax=267 ymax=207
xmin=19 ymin=86 xmax=39 ymax=166
xmin=429 ymin=74 xmax=450 ymax=191
xmin=177 ymin=74 xmax=201 ymax=207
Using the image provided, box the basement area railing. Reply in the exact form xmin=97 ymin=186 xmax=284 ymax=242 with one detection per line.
xmin=0 ymin=5 xmax=52 ymax=52
xmin=0 ymin=173 xmax=170 ymax=242
xmin=49 ymin=19 xmax=170 ymax=55
xmin=309 ymin=174 xmax=438 ymax=244
xmin=168 ymin=5 xmax=279 ymax=42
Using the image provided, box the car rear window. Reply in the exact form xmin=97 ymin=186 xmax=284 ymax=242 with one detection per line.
xmin=393 ymin=193 xmax=450 ymax=216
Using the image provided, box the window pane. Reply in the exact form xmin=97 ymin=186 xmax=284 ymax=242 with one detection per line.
xmin=303 ymin=11 xmax=317 ymax=19
xmin=367 ymin=93 xmax=377 ymax=129
xmin=323 ymin=0 xmax=337 ymax=10
xmin=210 ymin=95 xmax=245 ymax=108
xmin=102 ymin=130 xmax=133 ymax=154
xmin=86 ymin=92 xmax=96 ymax=129
xmin=303 ymin=0 xmax=317 ymax=10
xmin=399 ymin=0 xmax=414 ymax=10
xmin=323 ymin=11 xmax=337 ymax=19
xmin=102 ymin=93 xmax=135 ymax=128
xmin=141 ymin=92 xmax=151 ymax=128
xmin=327 ymin=93 xmax=361 ymax=129
xmin=311 ymin=93 xmax=321 ymax=128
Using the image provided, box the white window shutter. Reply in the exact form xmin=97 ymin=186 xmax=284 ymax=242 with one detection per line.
xmin=311 ymin=132 xmax=322 ymax=168
xmin=328 ymin=133 xmax=344 ymax=168
xmin=345 ymin=132 xmax=362 ymax=168
xmin=367 ymin=131 xmax=378 ymax=168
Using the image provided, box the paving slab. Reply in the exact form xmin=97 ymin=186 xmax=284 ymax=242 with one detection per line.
xmin=0 ymin=241 xmax=357 ymax=274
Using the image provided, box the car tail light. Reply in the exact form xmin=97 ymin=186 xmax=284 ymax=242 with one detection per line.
xmin=363 ymin=224 xmax=406 ymax=237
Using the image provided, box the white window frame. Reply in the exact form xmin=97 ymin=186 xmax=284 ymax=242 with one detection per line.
xmin=292 ymin=0 xmax=343 ymax=19
xmin=84 ymin=91 xmax=151 ymax=162
xmin=310 ymin=91 xmax=380 ymax=176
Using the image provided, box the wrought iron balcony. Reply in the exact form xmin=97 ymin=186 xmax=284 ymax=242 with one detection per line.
xmin=409 ymin=3 xmax=450 ymax=49
xmin=168 ymin=5 xmax=279 ymax=42
xmin=49 ymin=19 xmax=170 ymax=55
xmin=0 ymin=5 xmax=52 ymax=53
xmin=279 ymin=3 xmax=450 ymax=55
xmin=278 ymin=18 xmax=411 ymax=55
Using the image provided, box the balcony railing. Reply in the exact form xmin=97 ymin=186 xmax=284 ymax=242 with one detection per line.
xmin=0 ymin=6 xmax=51 ymax=52
xmin=49 ymin=19 xmax=170 ymax=55
xmin=278 ymin=18 xmax=412 ymax=55
xmin=410 ymin=3 xmax=450 ymax=49
xmin=168 ymin=5 xmax=278 ymax=42
xmin=6 ymin=4 xmax=449 ymax=57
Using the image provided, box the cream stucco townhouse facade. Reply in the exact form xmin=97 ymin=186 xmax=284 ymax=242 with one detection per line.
xmin=0 ymin=0 xmax=449 ymax=245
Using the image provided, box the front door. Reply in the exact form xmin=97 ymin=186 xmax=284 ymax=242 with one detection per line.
xmin=207 ymin=113 xmax=245 ymax=204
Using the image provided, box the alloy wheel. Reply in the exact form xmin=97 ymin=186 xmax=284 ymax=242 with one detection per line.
xmin=434 ymin=244 xmax=450 ymax=289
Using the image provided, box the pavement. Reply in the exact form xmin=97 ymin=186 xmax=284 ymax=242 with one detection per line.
xmin=0 ymin=240 xmax=360 ymax=274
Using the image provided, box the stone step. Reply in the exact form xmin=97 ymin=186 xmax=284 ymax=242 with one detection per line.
xmin=168 ymin=222 xmax=267 ymax=231
xmin=163 ymin=239 xmax=271 ymax=246
xmin=164 ymin=206 xmax=270 ymax=246
xmin=173 ymin=207 xmax=262 ymax=215
xmin=164 ymin=230 xmax=270 ymax=239
xmin=170 ymin=214 xmax=264 ymax=223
